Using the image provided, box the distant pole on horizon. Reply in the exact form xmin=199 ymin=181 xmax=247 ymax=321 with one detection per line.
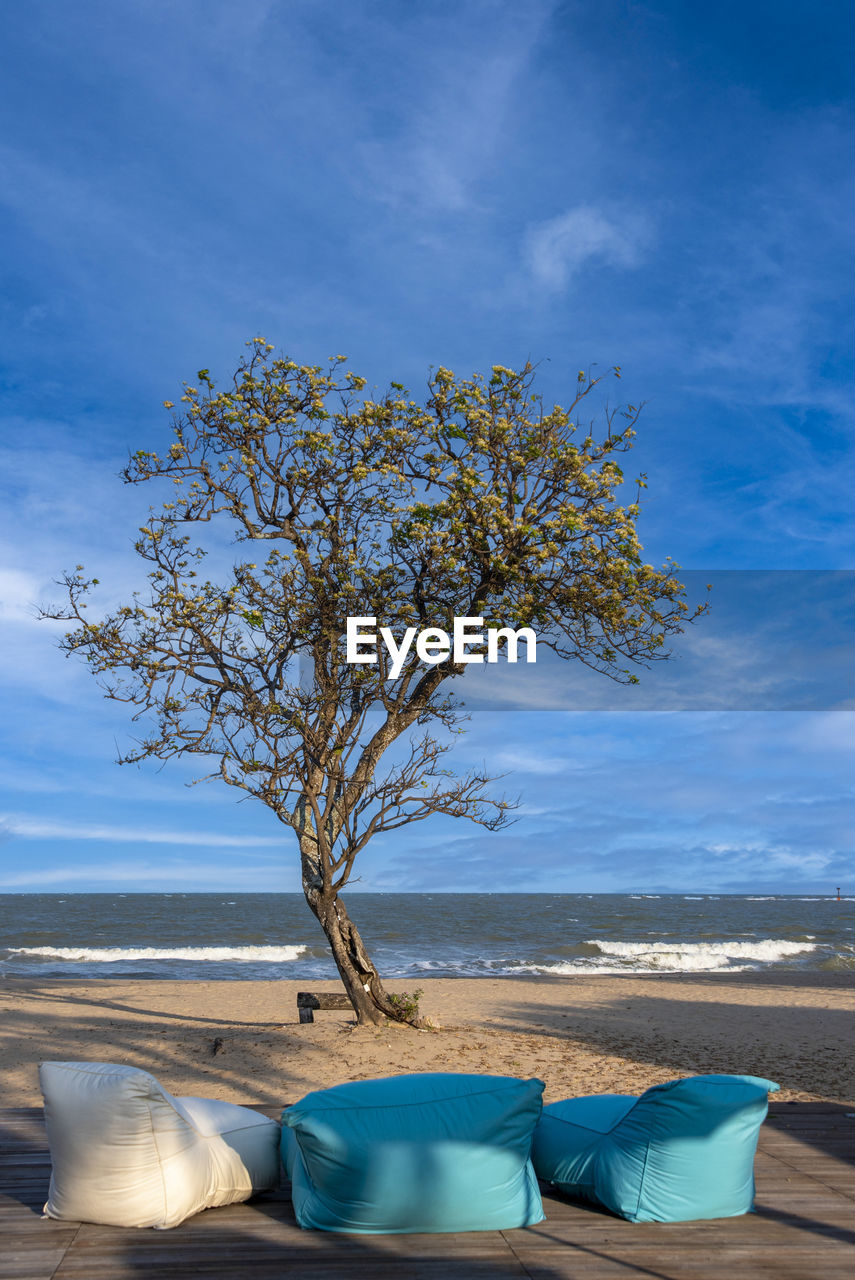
xmin=837 ymin=886 xmax=841 ymax=900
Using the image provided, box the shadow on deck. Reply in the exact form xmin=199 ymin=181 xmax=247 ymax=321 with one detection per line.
xmin=1 ymin=1103 xmax=853 ymax=1279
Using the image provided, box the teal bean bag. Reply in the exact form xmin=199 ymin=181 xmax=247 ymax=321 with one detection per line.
xmin=532 ymin=1073 xmax=779 ymax=1223
xmin=282 ymin=1072 xmax=546 ymax=1233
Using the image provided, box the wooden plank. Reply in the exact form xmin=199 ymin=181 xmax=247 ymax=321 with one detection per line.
xmin=295 ymin=991 xmax=411 ymax=1022
xmin=526 ymin=1205 xmax=855 ymax=1243
xmin=51 ymin=1221 xmax=531 ymax=1279
xmin=1 ymin=1104 xmax=853 ymax=1280
xmin=54 ymin=1261 xmax=529 ymax=1280
xmin=297 ymin=991 xmax=352 ymax=1010
xmin=0 ymin=1249 xmax=76 ymax=1280
xmin=297 ymin=991 xmax=352 ymax=1023
xmin=512 ymin=1245 xmax=855 ymax=1280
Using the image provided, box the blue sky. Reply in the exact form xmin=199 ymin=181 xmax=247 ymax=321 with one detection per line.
xmin=2 ymin=0 xmax=855 ymax=893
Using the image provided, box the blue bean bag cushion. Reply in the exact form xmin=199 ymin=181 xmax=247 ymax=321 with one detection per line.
xmin=532 ymin=1073 xmax=779 ymax=1223
xmin=282 ymin=1072 xmax=546 ymax=1233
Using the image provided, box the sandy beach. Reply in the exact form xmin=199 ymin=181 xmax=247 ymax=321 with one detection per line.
xmin=1 ymin=970 xmax=852 ymax=1107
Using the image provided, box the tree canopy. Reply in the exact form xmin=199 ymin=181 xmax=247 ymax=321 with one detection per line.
xmin=48 ymin=341 xmax=701 ymax=1023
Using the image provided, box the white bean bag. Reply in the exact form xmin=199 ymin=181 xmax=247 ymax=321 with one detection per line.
xmin=39 ymin=1061 xmax=280 ymax=1228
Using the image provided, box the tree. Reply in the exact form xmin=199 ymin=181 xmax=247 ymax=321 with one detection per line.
xmin=46 ymin=341 xmax=701 ymax=1025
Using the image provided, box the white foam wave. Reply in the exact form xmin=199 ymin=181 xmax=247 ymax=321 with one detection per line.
xmin=532 ymin=962 xmax=749 ymax=977
xmin=556 ymin=937 xmax=818 ymax=974
xmin=7 ymin=945 xmax=308 ymax=963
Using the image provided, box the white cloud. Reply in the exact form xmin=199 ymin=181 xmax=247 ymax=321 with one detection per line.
xmin=0 ymin=567 xmax=45 ymax=624
xmin=524 ymin=205 xmax=650 ymax=291
xmin=355 ymin=4 xmax=554 ymax=215
xmin=1 ymin=815 xmax=281 ymax=847
xmin=0 ymin=858 xmax=286 ymax=890
xmin=492 ymin=748 xmax=578 ymax=775
xmin=792 ymin=712 xmax=855 ymax=753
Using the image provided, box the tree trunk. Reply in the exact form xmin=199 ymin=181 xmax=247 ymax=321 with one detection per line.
xmin=303 ymin=885 xmax=419 ymax=1026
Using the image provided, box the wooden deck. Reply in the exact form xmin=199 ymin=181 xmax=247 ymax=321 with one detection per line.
xmin=1 ymin=1103 xmax=853 ymax=1279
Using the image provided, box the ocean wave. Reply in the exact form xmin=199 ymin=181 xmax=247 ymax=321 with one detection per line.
xmin=6 ymin=945 xmax=309 ymax=963
xmin=551 ymin=937 xmax=820 ymax=974
xmin=396 ymin=936 xmax=819 ymax=978
xmin=821 ymin=950 xmax=855 ymax=970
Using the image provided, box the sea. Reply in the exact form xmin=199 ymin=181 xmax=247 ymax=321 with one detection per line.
xmin=1 ymin=893 xmax=853 ymax=982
